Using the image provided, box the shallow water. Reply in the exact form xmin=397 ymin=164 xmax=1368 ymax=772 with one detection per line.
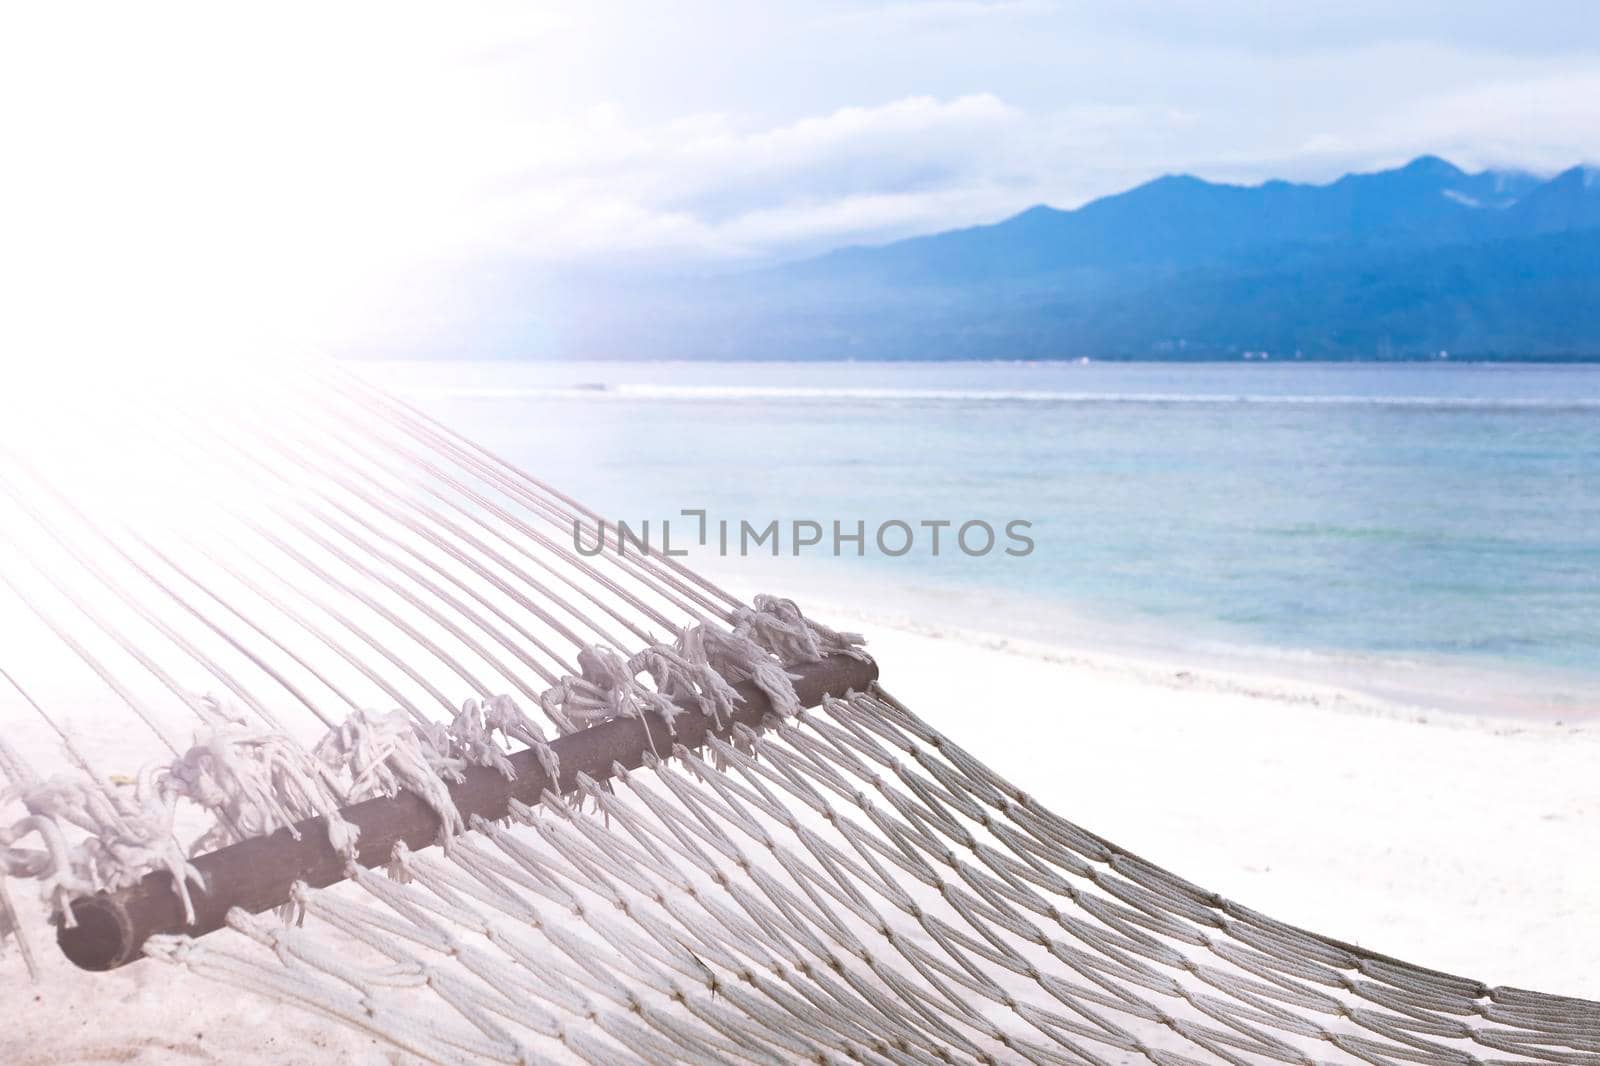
xmin=360 ymin=360 xmax=1600 ymax=709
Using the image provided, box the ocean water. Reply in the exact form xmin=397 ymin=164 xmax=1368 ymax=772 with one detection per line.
xmin=361 ymin=360 xmax=1600 ymax=712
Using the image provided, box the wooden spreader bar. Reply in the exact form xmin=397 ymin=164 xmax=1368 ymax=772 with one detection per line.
xmin=58 ymin=652 xmax=878 ymax=971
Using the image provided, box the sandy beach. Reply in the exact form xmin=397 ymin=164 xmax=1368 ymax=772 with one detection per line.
xmin=4 ymin=590 xmax=1596 ymax=1064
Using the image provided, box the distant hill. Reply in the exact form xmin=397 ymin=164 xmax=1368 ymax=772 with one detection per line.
xmin=362 ymin=156 xmax=1600 ymax=361
xmin=789 ymin=155 xmax=1549 ymax=284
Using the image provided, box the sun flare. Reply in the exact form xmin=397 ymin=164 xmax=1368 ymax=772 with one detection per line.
xmin=0 ymin=3 xmax=550 ymax=371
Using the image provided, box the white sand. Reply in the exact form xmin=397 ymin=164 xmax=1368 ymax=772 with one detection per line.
xmin=832 ymin=604 xmax=1600 ymax=998
xmin=4 ymin=600 xmax=1597 ymax=1062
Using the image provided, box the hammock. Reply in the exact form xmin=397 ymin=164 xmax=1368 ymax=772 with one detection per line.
xmin=1 ymin=364 xmax=1595 ymax=1065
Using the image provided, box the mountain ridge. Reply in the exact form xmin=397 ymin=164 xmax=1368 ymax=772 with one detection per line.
xmin=788 ymin=155 xmax=1568 ymax=286
xmin=355 ymin=155 xmax=1600 ymax=361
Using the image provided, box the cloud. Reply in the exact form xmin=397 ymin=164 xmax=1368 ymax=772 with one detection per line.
xmin=1334 ymin=71 xmax=1600 ymax=173
xmin=476 ymin=95 xmax=1027 ymax=262
xmin=819 ymin=1 xmax=1057 ymax=28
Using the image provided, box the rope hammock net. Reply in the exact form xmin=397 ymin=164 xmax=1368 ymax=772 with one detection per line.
xmin=0 ymin=363 xmax=1595 ymax=1065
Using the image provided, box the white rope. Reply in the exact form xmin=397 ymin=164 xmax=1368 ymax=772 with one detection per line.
xmin=0 ymin=596 xmax=853 ymax=942
xmin=1 ymin=364 xmax=834 ymax=944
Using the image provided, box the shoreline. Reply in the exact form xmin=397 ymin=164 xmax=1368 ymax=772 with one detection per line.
xmin=819 ymin=597 xmax=1597 ymax=737
xmin=700 ymin=555 xmax=1600 ymax=728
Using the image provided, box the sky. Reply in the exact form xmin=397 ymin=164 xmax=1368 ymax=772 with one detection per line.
xmin=2 ymin=1 xmax=1597 ymax=359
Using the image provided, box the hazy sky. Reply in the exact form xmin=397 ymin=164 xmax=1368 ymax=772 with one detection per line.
xmin=3 ymin=1 xmax=1597 ymax=356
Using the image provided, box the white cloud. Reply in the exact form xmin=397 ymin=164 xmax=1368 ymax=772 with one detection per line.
xmin=819 ymin=1 xmax=1057 ymax=28
xmin=478 ymin=95 xmax=1024 ymax=261
xmin=1342 ymin=72 xmax=1600 ymax=173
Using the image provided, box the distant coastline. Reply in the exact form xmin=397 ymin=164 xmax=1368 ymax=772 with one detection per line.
xmin=345 ymin=351 xmax=1600 ymax=363
xmin=346 ymin=156 xmax=1600 ymax=363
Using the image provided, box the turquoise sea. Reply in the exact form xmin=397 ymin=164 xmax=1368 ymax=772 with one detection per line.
xmin=363 ymin=361 xmax=1600 ymax=715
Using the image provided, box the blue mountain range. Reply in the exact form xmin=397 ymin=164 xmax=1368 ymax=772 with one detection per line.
xmin=796 ymin=156 xmax=1590 ymax=282
xmin=377 ymin=156 xmax=1600 ymax=361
